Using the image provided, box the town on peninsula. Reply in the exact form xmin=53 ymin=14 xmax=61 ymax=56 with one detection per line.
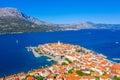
xmin=1 ymin=41 xmax=120 ymax=80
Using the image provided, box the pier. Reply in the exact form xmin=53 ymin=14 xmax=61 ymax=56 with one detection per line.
xmin=26 ymin=47 xmax=41 ymax=57
xmin=26 ymin=46 xmax=61 ymax=63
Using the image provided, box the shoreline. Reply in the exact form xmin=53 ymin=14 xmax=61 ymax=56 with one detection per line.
xmin=28 ymin=44 xmax=120 ymax=65
xmin=27 ymin=47 xmax=61 ymax=63
xmin=30 ymin=42 xmax=120 ymax=65
xmin=0 ymin=29 xmax=117 ymax=35
xmin=26 ymin=47 xmax=41 ymax=57
xmin=1 ymin=42 xmax=120 ymax=79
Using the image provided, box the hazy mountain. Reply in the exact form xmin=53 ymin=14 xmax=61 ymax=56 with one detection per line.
xmin=0 ymin=7 xmax=120 ymax=34
xmin=0 ymin=7 xmax=54 ymax=25
xmin=0 ymin=7 xmax=60 ymax=33
xmin=58 ymin=22 xmax=96 ymax=30
xmin=58 ymin=22 xmax=120 ymax=30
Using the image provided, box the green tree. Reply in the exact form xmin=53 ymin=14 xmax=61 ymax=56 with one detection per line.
xmin=35 ymin=76 xmax=44 ymax=80
xmin=68 ymin=69 xmax=73 ymax=74
xmin=65 ymin=58 xmax=72 ymax=63
xmin=62 ymin=62 xmax=67 ymax=65
xmin=76 ymin=70 xmax=90 ymax=76
xmin=95 ymin=76 xmax=100 ymax=80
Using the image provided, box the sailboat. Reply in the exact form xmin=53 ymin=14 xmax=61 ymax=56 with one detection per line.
xmin=47 ymin=59 xmax=52 ymax=61
xmin=16 ymin=40 xmax=18 ymax=44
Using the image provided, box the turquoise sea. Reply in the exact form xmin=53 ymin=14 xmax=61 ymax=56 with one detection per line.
xmin=0 ymin=29 xmax=120 ymax=77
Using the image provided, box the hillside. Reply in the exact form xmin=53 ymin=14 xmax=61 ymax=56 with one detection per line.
xmin=0 ymin=7 xmax=61 ymax=33
xmin=0 ymin=7 xmax=120 ymax=34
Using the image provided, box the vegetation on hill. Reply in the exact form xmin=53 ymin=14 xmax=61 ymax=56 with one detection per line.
xmin=1 ymin=7 xmax=120 ymax=34
xmin=0 ymin=17 xmax=61 ymax=34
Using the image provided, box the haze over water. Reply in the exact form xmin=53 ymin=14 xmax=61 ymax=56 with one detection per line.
xmin=0 ymin=29 xmax=120 ymax=77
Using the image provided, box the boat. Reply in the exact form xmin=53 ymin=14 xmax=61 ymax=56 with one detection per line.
xmin=115 ymin=41 xmax=119 ymax=44
xmin=47 ymin=59 xmax=52 ymax=61
xmin=16 ymin=40 xmax=18 ymax=44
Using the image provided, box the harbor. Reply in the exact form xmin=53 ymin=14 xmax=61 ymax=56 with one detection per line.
xmin=26 ymin=47 xmax=41 ymax=57
xmin=1 ymin=42 xmax=120 ymax=80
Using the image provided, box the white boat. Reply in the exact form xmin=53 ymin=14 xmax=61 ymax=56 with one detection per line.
xmin=115 ymin=41 xmax=119 ymax=44
xmin=16 ymin=40 xmax=18 ymax=44
xmin=47 ymin=59 xmax=52 ymax=61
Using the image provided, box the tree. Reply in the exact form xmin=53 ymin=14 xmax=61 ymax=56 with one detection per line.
xmin=65 ymin=58 xmax=72 ymax=63
xmin=114 ymin=75 xmax=120 ymax=80
xmin=68 ymin=69 xmax=73 ymax=74
xmin=76 ymin=70 xmax=90 ymax=76
xmin=95 ymin=76 xmax=100 ymax=80
xmin=62 ymin=62 xmax=67 ymax=65
xmin=35 ymin=76 xmax=44 ymax=80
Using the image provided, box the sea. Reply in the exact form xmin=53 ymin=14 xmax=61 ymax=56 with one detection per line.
xmin=0 ymin=29 xmax=120 ymax=77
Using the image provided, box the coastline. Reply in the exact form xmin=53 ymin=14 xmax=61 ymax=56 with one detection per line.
xmin=26 ymin=47 xmax=41 ymax=57
xmin=1 ymin=29 xmax=120 ymax=79
xmin=0 ymin=32 xmax=23 ymax=35
xmin=1 ymin=42 xmax=120 ymax=79
xmin=27 ymin=47 xmax=61 ymax=63
xmin=0 ymin=29 xmax=113 ymax=35
xmin=29 ymin=45 xmax=120 ymax=65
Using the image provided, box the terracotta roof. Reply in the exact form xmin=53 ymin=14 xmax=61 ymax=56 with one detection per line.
xmin=5 ymin=76 xmax=14 ymax=79
xmin=0 ymin=78 xmax=3 ymax=80
xmin=91 ymin=71 xmax=99 ymax=76
xmin=17 ymin=73 xmax=27 ymax=77
xmin=27 ymin=76 xmax=34 ymax=80
xmin=101 ymin=75 xmax=109 ymax=79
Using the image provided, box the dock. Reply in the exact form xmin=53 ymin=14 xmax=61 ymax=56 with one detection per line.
xmin=26 ymin=47 xmax=41 ymax=57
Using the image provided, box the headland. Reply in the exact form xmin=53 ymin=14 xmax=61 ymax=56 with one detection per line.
xmin=1 ymin=42 xmax=120 ymax=80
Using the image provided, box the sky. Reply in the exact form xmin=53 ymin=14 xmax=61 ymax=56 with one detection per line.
xmin=0 ymin=0 xmax=120 ymax=24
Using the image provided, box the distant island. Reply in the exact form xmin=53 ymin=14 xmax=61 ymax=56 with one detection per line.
xmin=0 ymin=7 xmax=120 ymax=34
xmin=1 ymin=42 xmax=120 ymax=80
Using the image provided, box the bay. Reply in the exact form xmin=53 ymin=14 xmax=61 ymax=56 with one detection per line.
xmin=0 ymin=29 xmax=120 ymax=77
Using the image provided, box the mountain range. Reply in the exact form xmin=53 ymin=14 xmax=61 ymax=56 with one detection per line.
xmin=0 ymin=7 xmax=120 ymax=34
